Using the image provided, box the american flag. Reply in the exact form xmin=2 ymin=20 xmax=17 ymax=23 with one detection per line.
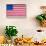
xmin=6 ymin=4 xmax=26 ymax=16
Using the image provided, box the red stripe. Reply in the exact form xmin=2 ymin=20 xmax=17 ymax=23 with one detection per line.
xmin=7 ymin=11 xmax=26 ymax=16
xmin=13 ymin=4 xmax=26 ymax=7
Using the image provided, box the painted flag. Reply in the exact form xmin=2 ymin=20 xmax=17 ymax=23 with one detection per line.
xmin=6 ymin=4 xmax=26 ymax=17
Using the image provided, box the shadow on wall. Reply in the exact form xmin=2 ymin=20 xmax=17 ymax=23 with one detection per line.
xmin=30 ymin=16 xmax=40 ymax=27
